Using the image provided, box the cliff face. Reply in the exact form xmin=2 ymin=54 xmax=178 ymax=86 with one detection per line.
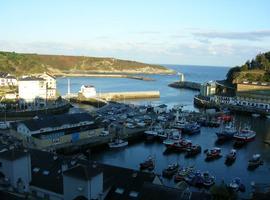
xmin=0 ymin=51 xmax=174 ymax=75
xmin=226 ymin=51 xmax=270 ymax=83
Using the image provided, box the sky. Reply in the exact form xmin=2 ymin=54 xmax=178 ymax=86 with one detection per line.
xmin=1 ymin=0 xmax=270 ymax=67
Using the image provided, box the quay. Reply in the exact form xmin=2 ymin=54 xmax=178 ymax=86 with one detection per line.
xmin=168 ymin=81 xmax=201 ymax=91
xmin=97 ymin=90 xmax=160 ymax=101
xmin=194 ymin=95 xmax=270 ymax=116
xmin=66 ymin=90 xmax=160 ymax=104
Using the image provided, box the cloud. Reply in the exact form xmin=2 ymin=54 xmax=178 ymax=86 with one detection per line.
xmin=193 ymin=30 xmax=270 ymax=41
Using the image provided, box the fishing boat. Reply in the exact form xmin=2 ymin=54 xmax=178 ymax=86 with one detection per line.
xmin=234 ymin=126 xmax=256 ymax=142
xmin=228 ymin=178 xmax=245 ymax=192
xmin=225 ymin=149 xmax=237 ymax=165
xmin=166 ymin=139 xmax=192 ymax=152
xmin=248 ymin=154 xmax=263 ymax=170
xmin=182 ymin=123 xmax=201 ymax=135
xmin=108 ymin=138 xmax=128 ymax=148
xmin=205 ymin=147 xmax=222 ymax=161
xmin=216 ymin=122 xmax=237 ymax=140
xmin=140 ymin=156 xmax=155 ymax=171
xmin=218 ymin=114 xmax=233 ymax=122
xmin=162 ymin=163 xmax=179 ymax=178
xmin=186 ymin=171 xmax=204 ymax=187
xmin=185 ymin=145 xmax=201 ymax=158
xmin=163 ymin=129 xmax=181 ymax=146
xmin=174 ymin=166 xmax=194 ymax=182
xmin=202 ymin=171 xmax=215 ymax=187
xmin=144 ymin=130 xmax=158 ymax=141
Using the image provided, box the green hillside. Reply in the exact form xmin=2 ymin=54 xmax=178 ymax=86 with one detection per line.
xmin=226 ymin=52 xmax=270 ymax=83
xmin=0 ymin=51 xmax=174 ymax=75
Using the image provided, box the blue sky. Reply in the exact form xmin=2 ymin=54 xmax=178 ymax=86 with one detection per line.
xmin=1 ymin=0 xmax=270 ymax=66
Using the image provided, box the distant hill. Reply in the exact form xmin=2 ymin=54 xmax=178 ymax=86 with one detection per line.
xmin=226 ymin=51 xmax=270 ymax=83
xmin=0 ymin=51 xmax=174 ymax=76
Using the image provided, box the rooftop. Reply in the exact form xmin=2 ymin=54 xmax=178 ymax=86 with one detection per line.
xmin=63 ymin=164 xmax=102 ymax=181
xmin=17 ymin=113 xmax=94 ymax=132
xmin=18 ymin=76 xmax=45 ymax=81
xmin=0 ymin=148 xmax=29 ymax=161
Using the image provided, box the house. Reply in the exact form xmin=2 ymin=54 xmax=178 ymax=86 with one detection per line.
xmin=200 ymin=81 xmax=216 ymax=97
xmin=0 ymin=72 xmax=17 ymax=87
xmin=18 ymin=73 xmax=57 ymax=103
xmin=0 ymin=148 xmax=31 ymax=192
xmin=63 ymin=164 xmax=103 ymax=200
xmin=39 ymin=73 xmax=57 ymax=99
xmin=12 ymin=113 xmax=103 ymax=148
xmin=80 ymin=85 xmax=97 ymax=98
xmin=18 ymin=76 xmax=47 ymax=103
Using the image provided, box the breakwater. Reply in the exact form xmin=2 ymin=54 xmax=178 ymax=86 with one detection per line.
xmin=97 ymin=91 xmax=160 ymax=101
xmin=168 ymin=81 xmax=201 ymax=91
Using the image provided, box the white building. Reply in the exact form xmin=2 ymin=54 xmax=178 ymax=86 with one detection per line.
xmin=18 ymin=73 xmax=57 ymax=103
xmin=200 ymin=81 xmax=216 ymax=97
xmin=39 ymin=73 xmax=57 ymax=99
xmin=18 ymin=77 xmax=47 ymax=102
xmin=0 ymin=149 xmax=32 ymax=192
xmin=80 ymin=85 xmax=97 ymax=98
xmin=0 ymin=72 xmax=17 ymax=87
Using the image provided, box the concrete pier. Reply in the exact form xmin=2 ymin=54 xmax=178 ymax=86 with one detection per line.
xmin=97 ymin=91 xmax=160 ymax=101
xmin=169 ymin=81 xmax=201 ymax=91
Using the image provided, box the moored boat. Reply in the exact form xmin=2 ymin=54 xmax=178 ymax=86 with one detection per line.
xmin=228 ymin=178 xmax=245 ymax=192
xmin=202 ymin=171 xmax=215 ymax=187
xmin=186 ymin=171 xmax=204 ymax=187
xmin=205 ymin=147 xmax=222 ymax=161
xmin=108 ymin=138 xmax=128 ymax=148
xmin=166 ymin=139 xmax=192 ymax=152
xmin=225 ymin=149 xmax=237 ymax=165
xmin=216 ymin=122 xmax=237 ymax=141
xmin=140 ymin=156 xmax=155 ymax=171
xmin=182 ymin=123 xmax=201 ymax=135
xmin=185 ymin=145 xmax=201 ymax=158
xmin=162 ymin=163 xmax=179 ymax=178
xmin=234 ymin=126 xmax=256 ymax=142
xmin=174 ymin=166 xmax=194 ymax=182
xmin=248 ymin=154 xmax=263 ymax=170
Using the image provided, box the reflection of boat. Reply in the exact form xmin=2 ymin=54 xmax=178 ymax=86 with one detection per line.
xmin=205 ymin=148 xmax=222 ymax=161
xmin=228 ymin=178 xmax=245 ymax=192
xmin=185 ymin=145 xmax=201 ymax=158
xmin=144 ymin=130 xmax=157 ymax=141
xmin=108 ymin=139 xmax=128 ymax=148
xmin=202 ymin=171 xmax=215 ymax=187
xmin=248 ymin=154 xmax=263 ymax=170
xmin=140 ymin=156 xmax=155 ymax=171
xmin=162 ymin=163 xmax=179 ymax=178
xmin=233 ymin=140 xmax=247 ymax=148
xmin=225 ymin=149 xmax=237 ymax=165
xmin=234 ymin=126 xmax=256 ymax=142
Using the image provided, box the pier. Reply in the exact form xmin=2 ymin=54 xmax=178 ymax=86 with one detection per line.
xmin=169 ymin=81 xmax=201 ymax=91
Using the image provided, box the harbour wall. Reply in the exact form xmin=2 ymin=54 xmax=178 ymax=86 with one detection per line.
xmin=97 ymin=91 xmax=160 ymax=101
xmin=168 ymin=81 xmax=201 ymax=91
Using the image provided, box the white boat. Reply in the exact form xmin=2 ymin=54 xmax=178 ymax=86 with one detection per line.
xmin=234 ymin=126 xmax=256 ymax=142
xmin=108 ymin=139 xmax=128 ymax=148
xmin=252 ymin=113 xmax=260 ymax=118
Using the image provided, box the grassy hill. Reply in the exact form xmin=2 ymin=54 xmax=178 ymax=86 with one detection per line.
xmin=226 ymin=51 xmax=270 ymax=83
xmin=0 ymin=51 xmax=174 ymax=76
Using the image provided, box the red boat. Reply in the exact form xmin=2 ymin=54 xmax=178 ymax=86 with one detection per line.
xmin=166 ymin=139 xmax=192 ymax=152
xmin=218 ymin=115 xmax=233 ymax=122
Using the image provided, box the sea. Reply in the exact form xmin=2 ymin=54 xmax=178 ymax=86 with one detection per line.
xmin=57 ymin=65 xmax=270 ymax=197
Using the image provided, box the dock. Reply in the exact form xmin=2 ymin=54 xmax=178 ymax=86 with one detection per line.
xmin=169 ymin=81 xmax=201 ymax=91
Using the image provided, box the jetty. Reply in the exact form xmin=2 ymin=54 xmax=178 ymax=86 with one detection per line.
xmin=66 ymin=90 xmax=160 ymax=105
xmin=169 ymin=81 xmax=201 ymax=91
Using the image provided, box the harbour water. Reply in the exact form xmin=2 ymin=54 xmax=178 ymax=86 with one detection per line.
xmin=57 ymin=65 xmax=270 ymax=196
